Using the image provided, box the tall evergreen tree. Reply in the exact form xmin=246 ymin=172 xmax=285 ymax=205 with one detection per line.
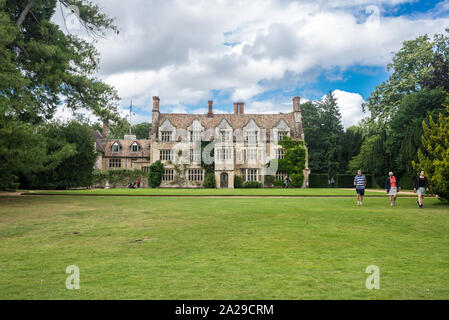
xmin=0 ymin=1 xmax=122 ymax=189
xmin=316 ymin=91 xmax=344 ymax=178
xmin=301 ymin=101 xmax=327 ymax=173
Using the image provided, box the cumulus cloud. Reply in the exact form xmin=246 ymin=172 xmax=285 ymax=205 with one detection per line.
xmin=331 ymin=89 xmax=367 ymax=128
xmin=53 ymin=0 xmax=449 ymax=120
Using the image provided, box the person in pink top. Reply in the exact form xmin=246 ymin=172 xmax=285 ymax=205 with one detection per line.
xmin=385 ymin=171 xmax=400 ymax=206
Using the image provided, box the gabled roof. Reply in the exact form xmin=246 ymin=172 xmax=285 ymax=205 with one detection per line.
xmin=156 ymin=112 xmax=303 ymax=139
xmin=95 ymin=139 xmax=151 ymax=158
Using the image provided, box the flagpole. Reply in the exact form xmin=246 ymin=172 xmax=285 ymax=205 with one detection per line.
xmin=129 ymin=100 xmax=132 ymax=135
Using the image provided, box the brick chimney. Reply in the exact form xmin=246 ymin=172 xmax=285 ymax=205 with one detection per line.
xmin=208 ymin=100 xmax=214 ymax=117
xmin=293 ymin=96 xmax=301 ymax=112
xmin=102 ymin=121 xmax=109 ymax=138
xmin=239 ymin=102 xmax=245 ymax=114
xmin=152 ymin=96 xmax=160 ymax=139
xmin=152 ymin=96 xmax=160 ymax=112
xmin=234 ymin=102 xmax=239 ymax=114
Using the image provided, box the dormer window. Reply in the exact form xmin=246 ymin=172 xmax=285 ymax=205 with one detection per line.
xmin=111 ymin=142 xmax=121 ymax=153
xmin=161 ymin=131 xmax=172 ymax=142
xmin=131 ymin=142 xmax=140 ymax=152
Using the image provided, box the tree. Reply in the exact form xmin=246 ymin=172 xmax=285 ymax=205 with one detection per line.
xmin=301 ymin=101 xmax=327 ymax=173
xmin=338 ymin=126 xmax=364 ymax=173
xmin=20 ymin=121 xmax=97 ymax=189
xmin=364 ymin=30 xmax=449 ymax=124
xmin=133 ymin=122 xmax=152 ymax=139
xmin=106 ymin=121 xmax=152 ymax=139
xmin=348 ymin=132 xmax=391 ymax=182
xmin=278 ymin=137 xmax=307 ymax=186
xmin=388 ymin=88 xmax=447 ymax=178
xmin=148 ymin=160 xmax=164 ymax=188
xmin=413 ymin=104 xmax=449 ymax=201
xmin=0 ymin=0 xmax=121 ymax=189
xmin=204 ymin=173 xmax=216 ymax=188
xmin=316 ymin=91 xmax=344 ymax=177
xmin=4 ymin=0 xmax=120 ymax=123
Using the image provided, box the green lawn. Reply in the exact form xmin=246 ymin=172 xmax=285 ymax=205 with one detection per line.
xmin=0 ymin=195 xmax=448 ymax=299
xmin=26 ymin=187 xmax=413 ymax=196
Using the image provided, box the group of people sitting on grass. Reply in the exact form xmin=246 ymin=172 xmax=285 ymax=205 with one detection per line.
xmin=354 ymin=170 xmax=430 ymax=208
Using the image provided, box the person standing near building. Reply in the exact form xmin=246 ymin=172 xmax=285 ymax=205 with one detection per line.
xmin=137 ymin=178 xmax=141 ymax=188
xmin=330 ymin=177 xmax=335 ymax=188
xmin=354 ymin=170 xmax=367 ymax=206
xmin=414 ymin=170 xmax=429 ymax=208
xmin=385 ymin=171 xmax=400 ymax=206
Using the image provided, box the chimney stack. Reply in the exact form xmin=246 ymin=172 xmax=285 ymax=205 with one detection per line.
xmin=102 ymin=121 xmax=109 ymax=138
xmin=239 ymin=102 xmax=245 ymax=114
xmin=152 ymin=96 xmax=160 ymax=112
xmin=208 ymin=100 xmax=214 ymax=117
xmin=234 ymin=102 xmax=239 ymax=114
xmin=293 ymin=96 xmax=301 ymax=112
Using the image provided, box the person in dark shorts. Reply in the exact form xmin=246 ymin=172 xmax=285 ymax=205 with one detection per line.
xmin=354 ymin=170 xmax=367 ymax=206
xmin=413 ymin=170 xmax=429 ymax=208
xmin=137 ymin=179 xmax=141 ymax=188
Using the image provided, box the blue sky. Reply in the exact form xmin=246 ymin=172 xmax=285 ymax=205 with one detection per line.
xmin=54 ymin=0 xmax=449 ymax=128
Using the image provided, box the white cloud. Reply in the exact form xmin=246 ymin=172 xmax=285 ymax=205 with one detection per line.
xmin=53 ymin=0 xmax=449 ymax=117
xmin=331 ymin=89 xmax=367 ymax=128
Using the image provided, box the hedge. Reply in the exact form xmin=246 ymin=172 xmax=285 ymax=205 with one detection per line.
xmin=309 ymin=173 xmax=328 ymax=188
xmin=204 ymin=173 xmax=216 ymax=188
xmin=234 ymin=175 xmax=243 ymax=188
xmin=274 ymin=179 xmax=284 ymax=187
xmin=291 ymin=172 xmax=304 ymax=188
xmin=335 ymin=174 xmax=353 ymax=188
xmin=93 ymin=169 xmax=144 ymax=188
xmin=337 ymin=173 xmax=375 ymax=188
xmin=243 ymin=181 xmax=262 ymax=188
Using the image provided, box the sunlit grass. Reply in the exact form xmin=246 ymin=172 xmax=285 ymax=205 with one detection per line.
xmin=26 ymin=187 xmax=414 ymax=196
xmin=0 ymin=195 xmax=447 ymax=299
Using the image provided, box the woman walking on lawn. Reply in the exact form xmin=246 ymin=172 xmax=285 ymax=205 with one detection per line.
xmin=414 ymin=170 xmax=429 ymax=208
xmin=385 ymin=171 xmax=400 ymax=206
xmin=354 ymin=170 xmax=367 ymax=206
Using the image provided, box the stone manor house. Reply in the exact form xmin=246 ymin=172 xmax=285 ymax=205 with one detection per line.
xmin=93 ymin=96 xmax=309 ymax=188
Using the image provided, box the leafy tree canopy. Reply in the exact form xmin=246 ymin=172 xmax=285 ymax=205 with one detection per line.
xmin=364 ymin=30 xmax=449 ymax=125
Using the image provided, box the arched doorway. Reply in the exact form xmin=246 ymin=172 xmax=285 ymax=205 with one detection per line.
xmin=220 ymin=172 xmax=228 ymax=188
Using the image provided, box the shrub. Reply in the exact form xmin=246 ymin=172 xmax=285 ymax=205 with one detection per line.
xmin=274 ymin=179 xmax=284 ymax=187
xmin=93 ymin=170 xmax=108 ymax=186
xmin=264 ymin=175 xmax=275 ymax=187
xmin=413 ymin=105 xmax=449 ymax=201
xmin=107 ymin=169 xmax=143 ymax=188
xmin=148 ymin=161 xmax=164 ymax=188
xmin=243 ymin=181 xmax=262 ymax=188
xmin=291 ymin=172 xmax=304 ymax=188
xmin=309 ymin=173 xmax=328 ymax=188
xmin=234 ymin=175 xmax=243 ymax=188
xmin=204 ymin=173 xmax=216 ymax=188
